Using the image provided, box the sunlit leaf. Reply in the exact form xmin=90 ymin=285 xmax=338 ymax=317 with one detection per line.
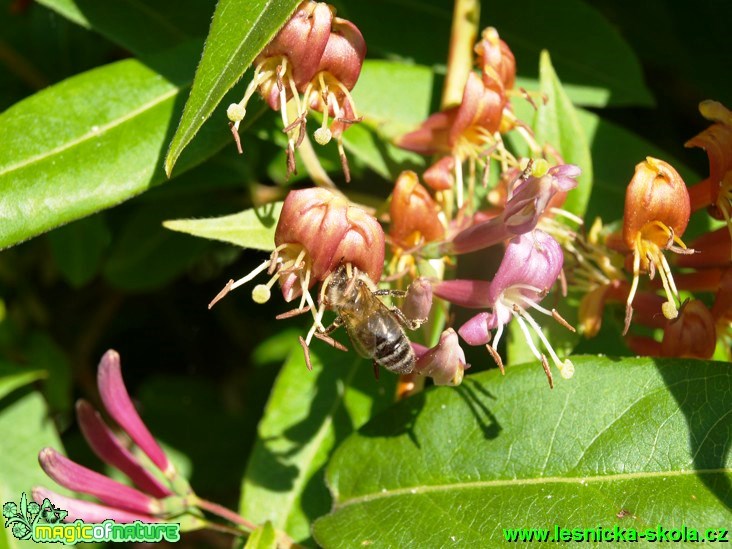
xmin=0 ymin=41 xmax=230 ymax=250
xmin=314 ymin=356 xmax=732 ymax=546
xmin=534 ymin=51 xmax=593 ymax=218
xmin=163 ymin=202 xmax=283 ymax=252
xmin=164 ymin=0 xmax=300 ymax=175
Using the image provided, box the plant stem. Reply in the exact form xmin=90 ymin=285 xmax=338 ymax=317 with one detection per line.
xmin=441 ymin=0 xmax=480 ymax=109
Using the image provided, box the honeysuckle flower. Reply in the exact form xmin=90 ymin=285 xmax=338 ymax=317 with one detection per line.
xmin=412 ymin=329 xmax=468 ymax=386
xmin=675 ymin=226 xmax=731 ymax=269
xmin=227 ymin=1 xmax=365 ymax=179
xmin=211 ymin=188 xmax=384 ymax=312
xmin=397 ymin=71 xmax=508 ymax=207
xmin=685 ymin=100 xmax=732 ymax=252
xmin=34 ymin=350 xmax=189 ymax=523
xmin=435 ymin=230 xmax=574 ymax=387
xmin=389 ymin=170 xmax=445 ymax=249
xmin=611 ymin=157 xmax=692 ymax=333
xmin=450 ymin=162 xmax=580 ymax=254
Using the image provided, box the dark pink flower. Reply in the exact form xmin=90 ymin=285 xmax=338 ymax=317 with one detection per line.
xmin=34 ymin=350 xmax=188 ymax=523
xmin=435 ymin=231 xmax=574 ymax=385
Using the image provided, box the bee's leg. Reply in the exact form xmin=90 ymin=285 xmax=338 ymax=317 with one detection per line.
xmin=372 ymin=289 xmax=407 ymax=298
xmin=320 ymin=315 xmax=344 ymax=335
xmin=389 ymin=306 xmax=427 ymax=331
xmin=372 ymin=361 xmax=380 ymax=380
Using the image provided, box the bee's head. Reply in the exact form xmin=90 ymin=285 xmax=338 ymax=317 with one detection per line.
xmin=323 ymin=264 xmax=357 ymax=308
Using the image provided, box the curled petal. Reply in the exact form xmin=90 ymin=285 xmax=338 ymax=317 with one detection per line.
xmin=449 ymin=72 xmax=504 ymax=146
xmin=423 ymin=156 xmax=455 ymax=190
xmin=414 ymin=329 xmax=468 ymax=385
xmin=33 ymin=487 xmax=157 ymax=524
xmin=675 ymin=226 xmax=730 ymax=269
xmin=475 ymin=27 xmax=516 ymax=92
xmin=389 ymin=170 xmax=445 ymax=247
xmin=434 ymin=279 xmax=492 ymax=309
xmin=458 ymin=312 xmax=498 ymax=346
xmin=395 ymin=109 xmax=455 ymax=155
xmin=38 ymin=448 xmax=159 ymax=515
xmin=488 ymin=231 xmax=563 ymax=305
xmin=316 ymin=17 xmax=366 ymax=91
xmin=333 ymin=207 xmax=385 ymax=283
xmin=76 ymin=400 xmax=172 ymax=499
xmin=97 ymin=350 xmax=170 ymax=474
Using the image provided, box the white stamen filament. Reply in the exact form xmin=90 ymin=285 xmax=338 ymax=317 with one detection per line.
xmin=454 ymin=154 xmax=464 ymax=208
xmin=518 ymin=307 xmax=573 ymax=378
xmin=230 ymin=260 xmax=271 ymax=291
xmin=513 ymin=313 xmax=543 ymax=362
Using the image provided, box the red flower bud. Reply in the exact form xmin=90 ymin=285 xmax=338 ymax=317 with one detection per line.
xmin=402 ymin=277 xmax=433 ymax=321
xmin=389 ymin=171 xmax=445 ymax=248
xmin=413 ymin=329 xmax=467 ymax=386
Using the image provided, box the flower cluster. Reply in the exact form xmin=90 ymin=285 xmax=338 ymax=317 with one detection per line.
xmin=227 ymin=0 xmax=366 ymax=180
xmin=34 ymin=350 xmax=192 ymax=523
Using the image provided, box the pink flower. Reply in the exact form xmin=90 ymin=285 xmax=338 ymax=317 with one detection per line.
xmin=435 ymin=230 xmax=574 ymax=386
xmin=412 ymin=329 xmax=468 ymax=386
xmin=34 ymin=350 xmax=188 ymax=523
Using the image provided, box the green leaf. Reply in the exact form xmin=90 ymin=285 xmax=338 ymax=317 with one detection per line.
xmin=164 ymin=0 xmax=301 ymax=176
xmin=0 ymin=391 xmax=66 ymax=515
xmin=314 ymin=356 xmax=732 ymax=546
xmin=0 ymin=363 xmax=46 ymax=402
xmin=35 ymin=0 xmax=217 ymax=56
xmin=534 ymin=51 xmax=593 ymax=217
xmin=239 ymin=343 xmax=397 ymax=544
xmin=47 ymin=214 xmax=110 ymax=288
xmin=0 ymin=41 xmax=230 ymax=250
xmin=244 ymin=522 xmax=277 ymax=549
xmin=164 ymin=202 xmax=282 ymax=252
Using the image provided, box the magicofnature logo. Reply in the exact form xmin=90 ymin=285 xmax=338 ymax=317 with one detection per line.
xmin=3 ymin=492 xmax=67 ymax=540
xmin=3 ymin=493 xmax=180 ymax=544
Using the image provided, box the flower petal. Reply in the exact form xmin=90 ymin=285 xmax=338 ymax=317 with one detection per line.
xmin=76 ymin=400 xmax=172 ymax=499
xmin=32 ymin=487 xmax=156 ymax=524
xmin=434 ymin=279 xmax=493 ymax=309
xmin=97 ymin=350 xmax=170 ymax=474
xmin=38 ymin=448 xmax=159 ymax=515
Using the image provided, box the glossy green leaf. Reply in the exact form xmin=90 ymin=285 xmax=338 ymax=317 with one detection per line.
xmin=163 ymin=202 xmax=282 ymax=252
xmin=239 ymin=343 xmax=397 ymax=544
xmin=36 ymin=0 xmax=216 ymax=55
xmin=164 ymin=0 xmax=300 ymax=175
xmin=534 ymin=51 xmax=593 ymax=217
xmin=314 ymin=356 xmax=732 ymax=546
xmin=244 ymin=522 xmax=277 ymax=549
xmin=0 ymin=41 xmax=230 ymax=250
xmin=0 ymin=363 xmax=46 ymax=402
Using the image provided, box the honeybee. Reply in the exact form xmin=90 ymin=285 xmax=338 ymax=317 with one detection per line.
xmin=321 ymin=264 xmax=419 ymax=374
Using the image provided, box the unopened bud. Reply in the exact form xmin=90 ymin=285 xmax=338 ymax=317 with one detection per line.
xmin=661 ymin=300 xmax=716 ymax=359
xmin=414 ymin=329 xmax=467 ymax=386
xmin=402 ymin=277 xmax=433 ymax=321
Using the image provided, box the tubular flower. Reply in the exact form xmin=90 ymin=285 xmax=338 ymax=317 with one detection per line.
xmin=435 ymin=230 xmax=575 ymax=387
xmin=685 ymin=101 xmax=732 ymax=250
xmin=397 ymin=71 xmax=508 ymax=207
xmin=389 ymin=170 xmax=445 ymax=249
xmin=226 ymin=1 xmax=365 ymax=179
xmin=615 ymin=157 xmax=692 ymax=333
xmin=402 ymin=276 xmax=433 ymax=322
xmin=34 ymin=350 xmax=190 ymax=523
xmin=412 ymin=329 xmax=468 ymax=386
xmin=450 ymin=162 xmax=580 ymax=254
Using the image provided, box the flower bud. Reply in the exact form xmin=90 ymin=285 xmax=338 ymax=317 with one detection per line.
xmin=33 ymin=487 xmax=156 ymax=524
xmin=413 ymin=329 xmax=467 ymax=386
xmin=402 ymin=277 xmax=433 ymax=321
xmin=389 ymin=171 xmax=445 ymax=248
xmin=661 ymin=300 xmax=716 ymax=359
xmin=475 ymin=27 xmax=516 ymax=92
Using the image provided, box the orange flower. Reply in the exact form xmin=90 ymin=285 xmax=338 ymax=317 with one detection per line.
xmin=389 ymin=171 xmax=445 ymax=249
xmin=618 ymin=157 xmax=691 ymax=333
